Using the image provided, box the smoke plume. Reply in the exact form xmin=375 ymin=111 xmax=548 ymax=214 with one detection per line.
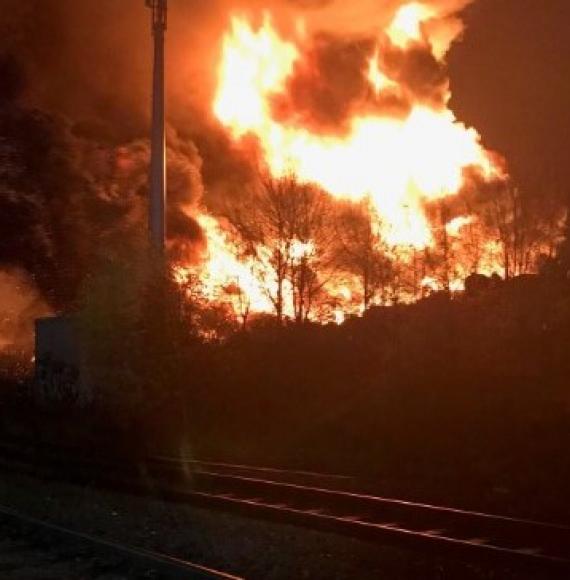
xmin=0 ymin=269 xmax=51 ymax=356
xmin=0 ymin=0 xmax=526 ymax=325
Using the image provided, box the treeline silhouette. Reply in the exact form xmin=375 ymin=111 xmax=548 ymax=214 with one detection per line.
xmin=2 ymin=259 xmax=570 ymax=523
xmin=183 ymin=271 xmax=570 ymax=518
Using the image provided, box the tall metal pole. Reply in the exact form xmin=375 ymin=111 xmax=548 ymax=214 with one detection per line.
xmin=147 ymin=0 xmax=167 ymax=253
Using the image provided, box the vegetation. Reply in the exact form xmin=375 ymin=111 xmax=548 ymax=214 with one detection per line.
xmin=214 ymin=176 xmax=567 ymax=322
xmin=1 ymin=168 xmax=569 ymax=521
xmin=179 ymin=272 xmax=570 ymax=517
xmin=3 ymin=259 xmax=569 ymax=523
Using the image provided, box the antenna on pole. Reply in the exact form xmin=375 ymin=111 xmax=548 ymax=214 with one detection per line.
xmin=146 ymin=0 xmax=167 ymax=253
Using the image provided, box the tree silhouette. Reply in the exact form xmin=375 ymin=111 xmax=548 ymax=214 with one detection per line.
xmin=225 ymin=174 xmax=337 ymax=322
xmin=334 ymin=199 xmax=393 ymax=310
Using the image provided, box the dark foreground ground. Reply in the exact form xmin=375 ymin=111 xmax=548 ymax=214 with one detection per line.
xmin=0 ymin=467 xmax=563 ymax=580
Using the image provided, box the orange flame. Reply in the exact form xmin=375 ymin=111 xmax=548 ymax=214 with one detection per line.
xmin=175 ymin=5 xmax=515 ymax=324
xmin=175 ymin=214 xmax=275 ymax=314
xmin=387 ymin=3 xmax=434 ymax=48
xmin=213 ymin=11 xmax=502 ymax=249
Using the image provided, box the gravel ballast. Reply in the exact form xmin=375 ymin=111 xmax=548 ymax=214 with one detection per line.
xmin=0 ymin=468 xmax=559 ymax=579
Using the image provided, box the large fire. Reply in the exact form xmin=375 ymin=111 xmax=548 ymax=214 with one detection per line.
xmin=182 ymin=3 xmax=513 ymax=322
xmin=213 ymin=10 xmax=500 ymax=248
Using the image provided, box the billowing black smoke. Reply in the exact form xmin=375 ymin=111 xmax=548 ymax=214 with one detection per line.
xmin=0 ymin=0 xmax=262 ymax=310
xmin=0 ymin=52 xmax=211 ymax=310
xmin=1 ymin=0 xmax=566 ymax=315
xmin=271 ymin=32 xmax=449 ymax=135
xmin=0 ymin=53 xmax=89 ymax=308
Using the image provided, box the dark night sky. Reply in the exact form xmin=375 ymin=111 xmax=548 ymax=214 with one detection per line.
xmin=449 ymin=0 xmax=570 ymax=195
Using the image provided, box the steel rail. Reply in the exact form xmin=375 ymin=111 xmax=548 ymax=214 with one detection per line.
xmin=179 ymin=488 xmax=570 ymax=569
xmin=1 ymin=443 xmax=569 ymax=573
xmin=146 ymin=462 xmax=570 ymax=572
xmin=153 ymin=455 xmax=354 ymax=482
xmin=0 ymin=504 xmax=242 ymax=580
xmin=186 ymin=467 xmax=570 ymax=533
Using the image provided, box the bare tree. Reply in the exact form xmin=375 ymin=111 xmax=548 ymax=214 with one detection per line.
xmin=430 ymin=201 xmax=453 ymax=292
xmin=334 ymin=199 xmax=393 ymax=310
xmin=224 ymin=175 xmax=299 ymax=322
xmin=223 ymin=279 xmax=251 ymax=331
xmin=225 ymin=174 xmax=337 ymax=323
xmin=288 ymin=185 xmax=338 ymax=322
xmin=531 ymin=182 xmax=567 ymax=261
xmin=486 ymin=184 xmax=545 ymax=279
xmin=406 ymin=201 xmax=452 ymax=296
xmin=459 ymin=202 xmax=485 ymax=275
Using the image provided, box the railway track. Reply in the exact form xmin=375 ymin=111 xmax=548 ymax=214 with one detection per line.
xmin=0 ymin=504 xmax=241 ymax=579
xmin=154 ymin=455 xmax=355 ymax=488
xmin=1 ymin=443 xmax=569 ymax=576
xmin=150 ymin=457 xmax=570 ymax=575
